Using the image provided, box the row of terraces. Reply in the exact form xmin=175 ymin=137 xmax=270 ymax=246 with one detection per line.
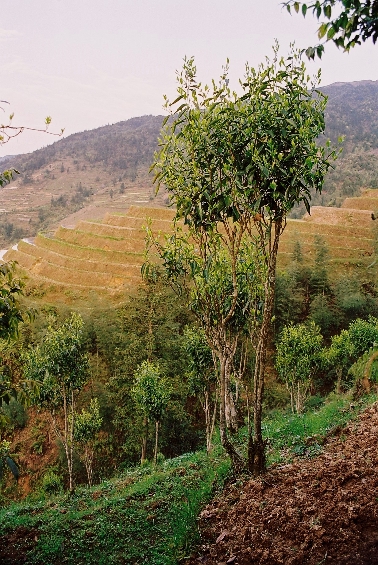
xmin=3 ymin=206 xmax=176 ymax=291
xmin=3 ymin=190 xmax=378 ymax=291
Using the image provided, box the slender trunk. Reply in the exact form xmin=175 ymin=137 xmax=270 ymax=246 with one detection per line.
xmin=141 ymin=417 xmax=148 ymax=464
xmin=154 ymin=420 xmax=159 ymax=465
xmin=68 ymin=390 xmax=75 ymax=492
xmin=249 ymin=217 xmax=282 ymax=476
xmin=225 ymin=358 xmax=238 ymax=433
xmin=62 ymin=388 xmax=74 ymax=492
xmin=204 ymin=391 xmax=211 ymax=453
xmin=219 ymin=353 xmax=245 ymax=474
xmin=336 ymin=367 xmax=342 ymax=394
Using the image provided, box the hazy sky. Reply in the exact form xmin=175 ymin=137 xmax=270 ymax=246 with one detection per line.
xmin=1 ymin=0 xmax=377 ymax=156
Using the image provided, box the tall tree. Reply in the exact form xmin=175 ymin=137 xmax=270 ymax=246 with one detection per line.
xmin=132 ymin=361 xmax=170 ymax=465
xmin=152 ymin=44 xmax=337 ymax=474
xmin=24 ymin=313 xmax=89 ymax=491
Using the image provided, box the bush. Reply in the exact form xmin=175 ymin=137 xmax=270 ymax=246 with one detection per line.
xmin=40 ymin=469 xmax=63 ymax=495
xmin=1 ymin=400 xmax=28 ymax=430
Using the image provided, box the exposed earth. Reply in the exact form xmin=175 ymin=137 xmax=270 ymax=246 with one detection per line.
xmin=186 ymin=403 xmax=378 ymax=565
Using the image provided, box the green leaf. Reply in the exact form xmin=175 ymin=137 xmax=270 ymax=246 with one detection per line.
xmin=323 ymin=4 xmax=331 ymax=19
xmin=302 ymin=3 xmax=307 ymax=16
xmin=316 ymin=45 xmax=325 ymax=58
xmin=327 ymin=26 xmax=336 ymax=40
xmin=294 ymin=2 xmax=300 ymax=13
xmin=318 ymin=23 xmax=328 ymax=39
xmin=169 ymin=94 xmax=184 ymax=107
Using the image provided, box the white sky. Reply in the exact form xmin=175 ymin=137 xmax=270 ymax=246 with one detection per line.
xmin=1 ymin=0 xmax=377 ymax=156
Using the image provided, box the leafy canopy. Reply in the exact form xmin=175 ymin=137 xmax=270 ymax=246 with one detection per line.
xmin=24 ymin=312 xmax=89 ymax=409
xmin=153 ymin=43 xmax=336 ymax=226
xmin=284 ymin=1 xmax=378 ymax=56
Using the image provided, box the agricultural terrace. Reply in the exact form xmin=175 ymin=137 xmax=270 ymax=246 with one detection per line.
xmin=2 ymin=192 xmax=378 ymax=292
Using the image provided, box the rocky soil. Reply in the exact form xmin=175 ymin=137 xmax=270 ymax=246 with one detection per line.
xmin=187 ymin=403 xmax=378 ymax=565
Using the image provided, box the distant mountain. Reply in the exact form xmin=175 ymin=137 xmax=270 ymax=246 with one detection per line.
xmin=298 ymin=80 xmax=378 ymax=216
xmin=1 ymin=82 xmax=378 ymax=245
xmin=0 ymin=116 xmax=166 ymax=248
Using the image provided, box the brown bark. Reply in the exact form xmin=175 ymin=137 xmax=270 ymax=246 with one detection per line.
xmin=153 ymin=420 xmax=159 ymax=465
xmin=219 ymin=352 xmax=245 ymax=474
xmin=141 ymin=417 xmax=148 ymax=464
xmin=248 ymin=217 xmax=283 ymax=476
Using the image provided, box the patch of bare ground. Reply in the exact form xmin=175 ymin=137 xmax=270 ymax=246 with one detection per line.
xmin=186 ymin=403 xmax=378 ymax=565
xmin=0 ymin=527 xmax=39 ymax=565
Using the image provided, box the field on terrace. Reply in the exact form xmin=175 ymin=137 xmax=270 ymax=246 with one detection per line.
xmin=2 ymin=190 xmax=378 ymax=306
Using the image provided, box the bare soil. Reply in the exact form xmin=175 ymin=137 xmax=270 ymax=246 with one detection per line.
xmin=186 ymin=403 xmax=378 ymax=565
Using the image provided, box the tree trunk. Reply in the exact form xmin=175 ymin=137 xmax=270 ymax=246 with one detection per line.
xmin=248 ymin=217 xmax=282 ymax=476
xmin=336 ymin=367 xmax=342 ymax=394
xmin=153 ymin=420 xmax=159 ymax=465
xmin=225 ymin=359 xmax=238 ymax=433
xmin=141 ymin=417 xmax=148 ymax=464
xmin=219 ymin=353 xmax=245 ymax=474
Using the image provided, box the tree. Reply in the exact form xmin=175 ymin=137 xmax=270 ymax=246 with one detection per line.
xmin=183 ymin=326 xmax=218 ymax=453
xmin=0 ymin=263 xmax=32 ymax=407
xmin=284 ymin=1 xmax=378 ymax=56
xmin=323 ymin=329 xmax=354 ymax=392
xmin=152 ymin=44 xmax=337 ymax=474
xmin=348 ymin=316 xmax=378 ymax=358
xmin=146 ymin=222 xmax=265 ymax=472
xmin=24 ymin=313 xmax=89 ymax=491
xmin=276 ymin=321 xmax=323 ymax=413
xmin=132 ymin=361 xmax=170 ymax=465
xmin=74 ymin=398 xmax=102 ymax=487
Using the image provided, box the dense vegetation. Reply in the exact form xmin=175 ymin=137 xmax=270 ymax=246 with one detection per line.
xmin=1 ymin=54 xmax=378 ymax=564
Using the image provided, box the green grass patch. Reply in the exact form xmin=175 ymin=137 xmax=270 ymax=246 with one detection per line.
xmin=0 ymin=448 xmax=230 ymax=565
xmin=263 ymin=391 xmax=378 ymax=464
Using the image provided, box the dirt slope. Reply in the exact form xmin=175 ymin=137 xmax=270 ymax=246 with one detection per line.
xmin=188 ymin=403 xmax=378 ymax=565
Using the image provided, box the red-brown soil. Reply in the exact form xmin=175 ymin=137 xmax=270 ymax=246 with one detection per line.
xmin=186 ymin=403 xmax=378 ymax=565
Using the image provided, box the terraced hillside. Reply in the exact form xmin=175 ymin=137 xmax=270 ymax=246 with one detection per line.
xmin=3 ymin=189 xmax=378 ymax=297
xmin=3 ymin=206 xmax=176 ymax=292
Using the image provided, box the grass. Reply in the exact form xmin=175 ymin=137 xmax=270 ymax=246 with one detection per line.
xmin=263 ymin=391 xmax=378 ymax=465
xmin=1 ymin=391 xmax=377 ymax=564
xmin=0 ymin=448 xmax=230 ymax=565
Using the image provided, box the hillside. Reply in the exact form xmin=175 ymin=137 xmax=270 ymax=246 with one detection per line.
xmin=0 ymin=81 xmax=378 ymax=246
xmin=187 ymin=401 xmax=378 ymax=565
xmin=3 ymin=186 xmax=378 ymax=301
xmin=0 ymin=116 xmax=167 ymax=248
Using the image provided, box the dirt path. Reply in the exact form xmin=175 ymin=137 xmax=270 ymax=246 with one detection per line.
xmin=187 ymin=403 xmax=378 ymax=565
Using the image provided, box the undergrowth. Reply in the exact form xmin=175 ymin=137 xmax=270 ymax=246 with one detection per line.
xmin=0 ymin=448 xmax=230 ymax=565
xmin=1 ymin=391 xmax=376 ymax=564
xmin=264 ymin=391 xmax=378 ymax=464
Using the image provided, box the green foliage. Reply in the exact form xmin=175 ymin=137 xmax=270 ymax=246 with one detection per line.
xmin=0 ymin=399 xmax=27 ymax=431
xmin=284 ymin=1 xmax=378 ymax=53
xmin=74 ymin=398 xmax=102 ymax=444
xmin=276 ymin=321 xmax=323 ymax=412
xmin=183 ymin=326 xmax=214 ymax=396
xmin=348 ymin=316 xmax=378 ymax=359
xmin=24 ymin=312 xmax=89 ymax=409
xmin=132 ymin=361 xmax=170 ymax=424
xmin=349 ymin=347 xmax=378 ymax=384
xmin=40 ymin=468 xmax=63 ymax=495
xmin=154 ymin=45 xmax=336 ymax=225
